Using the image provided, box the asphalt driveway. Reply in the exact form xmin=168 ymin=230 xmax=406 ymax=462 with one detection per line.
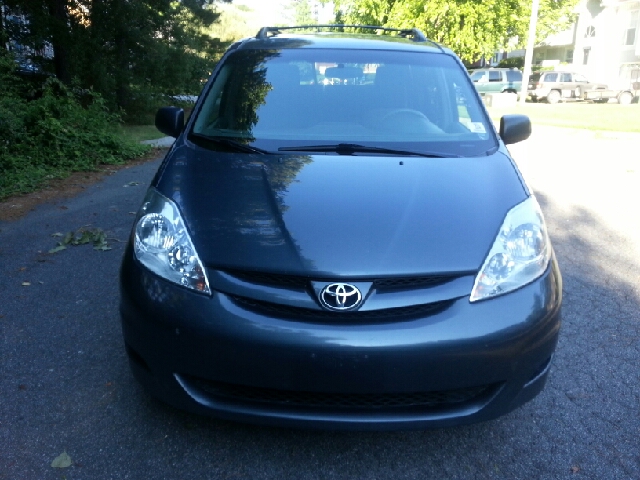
xmin=1 ymin=127 xmax=639 ymax=479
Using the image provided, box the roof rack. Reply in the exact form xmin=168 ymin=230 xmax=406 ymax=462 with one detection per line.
xmin=256 ymin=24 xmax=438 ymax=46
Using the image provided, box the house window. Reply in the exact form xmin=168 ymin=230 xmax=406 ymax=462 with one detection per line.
xmin=584 ymin=25 xmax=596 ymax=38
xmin=583 ymin=47 xmax=591 ymax=65
xmin=625 ymin=28 xmax=636 ymax=46
xmin=565 ymin=49 xmax=574 ymax=63
xmin=624 ymin=11 xmax=638 ymax=46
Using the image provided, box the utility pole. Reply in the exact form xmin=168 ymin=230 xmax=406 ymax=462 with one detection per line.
xmin=520 ymin=0 xmax=540 ymax=105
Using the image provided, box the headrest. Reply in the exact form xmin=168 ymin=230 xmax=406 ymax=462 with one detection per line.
xmin=375 ymin=65 xmax=412 ymax=88
xmin=265 ymin=64 xmax=300 ymax=89
xmin=324 ymin=66 xmax=363 ymax=80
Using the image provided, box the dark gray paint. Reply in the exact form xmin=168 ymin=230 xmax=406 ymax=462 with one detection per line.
xmin=155 ymin=142 xmax=526 ymax=277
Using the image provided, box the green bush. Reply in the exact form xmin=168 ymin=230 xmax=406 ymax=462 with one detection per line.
xmin=0 ymin=62 xmax=150 ymax=200
xmin=497 ymin=57 xmax=524 ymax=69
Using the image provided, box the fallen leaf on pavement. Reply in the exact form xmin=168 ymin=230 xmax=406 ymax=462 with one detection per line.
xmin=51 ymin=452 xmax=72 ymax=468
xmin=49 ymin=226 xmax=112 ymax=253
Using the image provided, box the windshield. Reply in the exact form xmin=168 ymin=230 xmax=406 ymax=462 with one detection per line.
xmin=469 ymin=70 xmax=487 ymax=82
xmin=192 ymin=48 xmax=496 ymax=157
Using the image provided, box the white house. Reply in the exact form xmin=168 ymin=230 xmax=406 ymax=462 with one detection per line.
xmin=534 ymin=0 xmax=640 ymax=90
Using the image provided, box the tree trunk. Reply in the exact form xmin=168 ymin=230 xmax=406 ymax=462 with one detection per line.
xmin=47 ymin=0 xmax=71 ymax=84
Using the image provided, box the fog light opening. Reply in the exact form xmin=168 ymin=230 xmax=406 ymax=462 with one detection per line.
xmin=525 ymin=355 xmax=553 ymax=388
xmin=125 ymin=343 xmax=152 ymax=374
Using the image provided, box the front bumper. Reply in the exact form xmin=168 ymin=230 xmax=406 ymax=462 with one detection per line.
xmin=119 ymin=248 xmax=562 ymax=430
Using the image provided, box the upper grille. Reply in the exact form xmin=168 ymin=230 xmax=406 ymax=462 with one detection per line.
xmin=221 ymin=269 xmax=463 ymax=291
xmin=222 ymin=270 xmax=310 ymax=290
xmin=181 ymin=375 xmax=498 ymax=411
xmin=374 ymin=275 xmax=459 ymax=290
xmin=229 ymin=295 xmax=453 ymax=323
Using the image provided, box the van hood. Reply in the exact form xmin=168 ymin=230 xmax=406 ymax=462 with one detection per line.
xmin=155 ymin=145 xmax=527 ymax=277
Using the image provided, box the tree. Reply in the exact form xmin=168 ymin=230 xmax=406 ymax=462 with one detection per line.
xmin=332 ymin=0 xmax=579 ymax=63
xmin=1 ymin=0 xmax=231 ymax=115
xmin=293 ymin=0 xmax=317 ymax=25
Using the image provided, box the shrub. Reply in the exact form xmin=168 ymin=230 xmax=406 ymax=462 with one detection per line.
xmin=0 ymin=74 xmax=149 ymax=200
xmin=497 ymin=57 xmax=525 ymax=69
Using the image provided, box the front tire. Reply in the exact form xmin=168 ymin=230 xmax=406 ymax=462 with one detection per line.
xmin=546 ymin=90 xmax=561 ymax=104
xmin=618 ymin=92 xmax=633 ymax=105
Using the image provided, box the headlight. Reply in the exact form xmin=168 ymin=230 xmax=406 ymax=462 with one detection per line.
xmin=470 ymin=196 xmax=551 ymax=302
xmin=133 ymin=189 xmax=211 ymax=295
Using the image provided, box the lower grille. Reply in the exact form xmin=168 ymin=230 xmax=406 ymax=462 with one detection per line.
xmin=229 ymin=295 xmax=453 ymax=323
xmin=180 ymin=375 xmax=497 ymax=410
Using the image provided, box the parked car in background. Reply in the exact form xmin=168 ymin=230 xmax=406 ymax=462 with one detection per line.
xmin=120 ymin=25 xmax=562 ymax=430
xmin=582 ymin=80 xmax=640 ymax=105
xmin=470 ymin=68 xmax=522 ymax=95
xmin=528 ymin=71 xmax=608 ymax=104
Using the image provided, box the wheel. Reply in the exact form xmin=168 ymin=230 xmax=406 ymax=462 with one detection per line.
xmin=546 ymin=90 xmax=561 ymax=104
xmin=618 ymin=91 xmax=633 ymax=105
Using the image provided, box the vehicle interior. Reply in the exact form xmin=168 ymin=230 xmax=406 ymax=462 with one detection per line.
xmin=192 ymin=47 xmax=495 ymax=156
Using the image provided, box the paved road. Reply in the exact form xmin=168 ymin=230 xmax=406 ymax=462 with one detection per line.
xmin=1 ymin=128 xmax=639 ymax=479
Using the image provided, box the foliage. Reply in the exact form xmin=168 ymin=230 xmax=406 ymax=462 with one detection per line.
xmin=293 ymin=0 xmax=318 ymax=25
xmin=332 ymin=0 xmax=580 ymax=63
xmin=119 ymin=125 xmax=167 ymax=143
xmin=205 ymin=2 xmax=257 ymax=42
xmin=498 ymin=57 xmax=525 ymax=69
xmin=1 ymin=0 xmax=231 ymax=119
xmin=49 ymin=227 xmax=111 ymax=253
xmin=0 ymin=1 xmax=232 ymax=200
xmin=51 ymin=452 xmax=72 ymax=468
xmin=0 ymin=50 xmax=148 ymax=200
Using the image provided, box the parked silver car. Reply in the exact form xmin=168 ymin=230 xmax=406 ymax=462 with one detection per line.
xmin=528 ymin=71 xmax=608 ymax=103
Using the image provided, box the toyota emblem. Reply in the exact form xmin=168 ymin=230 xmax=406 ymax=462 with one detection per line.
xmin=319 ymin=283 xmax=363 ymax=311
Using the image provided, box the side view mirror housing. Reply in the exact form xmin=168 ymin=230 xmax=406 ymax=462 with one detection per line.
xmin=500 ymin=114 xmax=531 ymax=145
xmin=155 ymin=107 xmax=184 ymax=138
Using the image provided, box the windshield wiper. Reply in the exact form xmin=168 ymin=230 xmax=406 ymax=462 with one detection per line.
xmin=278 ymin=143 xmax=457 ymax=158
xmin=190 ymin=133 xmax=271 ymax=155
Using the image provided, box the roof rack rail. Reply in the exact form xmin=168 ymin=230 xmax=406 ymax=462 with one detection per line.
xmin=256 ymin=24 xmax=438 ymax=46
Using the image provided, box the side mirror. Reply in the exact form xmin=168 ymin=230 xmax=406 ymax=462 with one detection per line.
xmin=500 ymin=114 xmax=531 ymax=145
xmin=155 ymin=106 xmax=184 ymax=138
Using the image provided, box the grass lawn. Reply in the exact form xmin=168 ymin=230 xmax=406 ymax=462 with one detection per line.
xmin=119 ymin=124 xmax=166 ymax=143
xmin=487 ymin=102 xmax=640 ymax=133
